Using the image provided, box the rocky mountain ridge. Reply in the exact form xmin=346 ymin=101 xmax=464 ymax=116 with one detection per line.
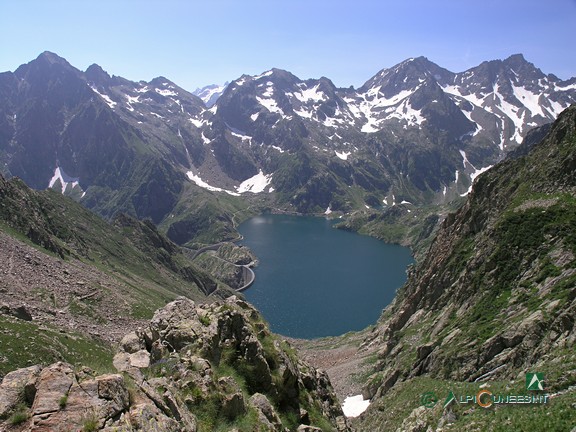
xmin=2 ymin=52 xmax=575 ymax=245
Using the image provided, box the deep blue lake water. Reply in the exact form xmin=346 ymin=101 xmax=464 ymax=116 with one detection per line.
xmin=238 ymin=214 xmax=414 ymax=339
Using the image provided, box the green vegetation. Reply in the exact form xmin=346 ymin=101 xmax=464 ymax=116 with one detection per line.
xmin=199 ymin=314 xmax=211 ymax=326
xmin=0 ymin=315 xmax=114 ymax=377
xmin=335 ymin=202 xmax=449 ymax=260
xmin=0 ymin=175 xmax=234 ymax=343
xmin=81 ymin=410 xmax=99 ymax=432
xmin=159 ymin=181 xmax=256 ymax=247
xmin=8 ymin=403 xmax=29 ymax=425
xmin=59 ymin=395 xmax=68 ymax=409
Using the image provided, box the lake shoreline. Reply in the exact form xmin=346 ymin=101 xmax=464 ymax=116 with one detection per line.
xmin=238 ymin=214 xmax=414 ymax=339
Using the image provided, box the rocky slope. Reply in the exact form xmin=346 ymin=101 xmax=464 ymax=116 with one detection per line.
xmin=0 ymin=174 xmax=243 ymax=380
xmin=353 ymin=106 xmax=576 ymax=430
xmin=0 ymin=296 xmax=349 ymax=431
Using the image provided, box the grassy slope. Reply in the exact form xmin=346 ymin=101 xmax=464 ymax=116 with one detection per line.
xmin=0 ymin=176 xmax=235 ymax=376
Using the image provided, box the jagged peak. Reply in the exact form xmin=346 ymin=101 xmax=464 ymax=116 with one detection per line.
xmin=149 ymin=75 xmax=175 ymax=87
xmin=361 ymin=56 xmax=452 ymax=92
xmin=85 ymin=63 xmax=111 ymax=84
xmin=504 ymin=53 xmax=527 ymax=63
xmin=36 ymin=51 xmax=70 ymax=66
xmin=502 ymin=53 xmax=543 ymax=75
xmin=14 ymin=51 xmax=81 ymax=82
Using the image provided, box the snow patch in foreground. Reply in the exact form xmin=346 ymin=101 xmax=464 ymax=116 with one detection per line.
xmin=342 ymin=394 xmax=370 ymax=417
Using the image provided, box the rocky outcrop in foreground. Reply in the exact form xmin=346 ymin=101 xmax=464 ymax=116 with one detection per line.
xmin=0 ymin=296 xmax=348 ymax=431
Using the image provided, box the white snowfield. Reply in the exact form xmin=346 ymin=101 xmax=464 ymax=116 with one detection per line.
xmin=89 ymin=85 xmax=116 ymax=109
xmin=186 ymin=170 xmax=273 ymax=196
xmin=48 ymin=167 xmax=80 ymax=194
xmin=335 ymin=150 xmax=351 ymax=160
xmin=236 ymin=170 xmax=273 ymax=193
xmin=342 ymin=394 xmax=370 ymax=418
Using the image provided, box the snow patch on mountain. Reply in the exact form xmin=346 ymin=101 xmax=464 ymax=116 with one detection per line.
xmin=230 ymin=130 xmax=252 ymax=143
xmin=262 ymin=83 xmax=274 ymax=98
xmin=461 ymin=164 xmax=493 ymax=196
xmin=89 ymin=86 xmax=116 ymax=109
xmin=386 ymin=99 xmax=425 ymax=126
xmin=189 ymin=117 xmax=204 ymax=128
xmin=256 ymin=96 xmax=284 ymax=115
xmin=459 ymin=150 xmax=475 ymax=169
xmin=335 ymin=150 xmax=351 ymax=160
xmin=441 ymin=85 xmax=487 ymax=108
xmin=236 ymin=170 xmax=273 ymax=193
xmin=193 ymin=82 xmax=229 ymax=107
xmin=186 ymin=169 xmax=273 ymax=196
xmin=201 ymin=132 xmax=211 ymax=145
xmin=511 ymin=84 xmax=546 ymax=117
xmin=186 ymin=171 xmax=240 ymax=196
xmin=350 ymin=86 xmax=421 ymax=132
xmin=155 ymin=88 xmax=178 ymax=97
xmin=253 ymin=70 xmax=274 ymax=80
xmin=271 ymin=145 xmax=284 ymax=153
xmin=294 ymin=84 xmax=326 ymax=102
xmin=48 ymin=167 xmax=80 ymax=194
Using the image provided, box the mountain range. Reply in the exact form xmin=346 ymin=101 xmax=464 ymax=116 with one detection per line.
xmin=1 ymin=52 xmax=575 ymax=246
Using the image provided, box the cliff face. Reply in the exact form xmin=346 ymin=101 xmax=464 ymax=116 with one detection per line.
xmin=0 ymin=296 xmax=349 ymax=431
xmin=356 ymin=106 xmax=576 ymax=430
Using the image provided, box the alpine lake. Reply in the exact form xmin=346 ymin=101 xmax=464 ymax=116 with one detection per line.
xmin=238 ymin=214 xmax=414 ymax=339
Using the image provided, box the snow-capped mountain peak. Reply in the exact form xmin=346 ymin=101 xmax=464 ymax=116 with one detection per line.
xmin=193 ymin=82 xmax=229 ymax=107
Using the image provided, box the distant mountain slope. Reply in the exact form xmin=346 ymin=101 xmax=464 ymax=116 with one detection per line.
xmin=1 ymin=52 xmax=575 ymax=242
xmin=355 ymin=105 xmax=576 ymax=431
xmin=206 ymin=55 xmax=575 ymax=212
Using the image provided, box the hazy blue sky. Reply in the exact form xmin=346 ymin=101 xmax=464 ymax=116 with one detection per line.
xmin=1 ymin=0 xmax=575 ymax=91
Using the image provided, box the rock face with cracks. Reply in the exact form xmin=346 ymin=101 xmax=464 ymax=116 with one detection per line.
xmin=0 ymin=296 xmax=349 ymax=431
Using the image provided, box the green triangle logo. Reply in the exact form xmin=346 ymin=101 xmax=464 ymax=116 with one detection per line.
xmin=526 ymin=373 xmax=544 ymax=391
xmin=444 ymin=390 xmax=456 ymax=408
